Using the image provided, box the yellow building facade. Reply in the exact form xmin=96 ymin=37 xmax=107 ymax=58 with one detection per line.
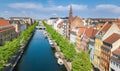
xmin=94 ymin=38 xmax=103 ymax=66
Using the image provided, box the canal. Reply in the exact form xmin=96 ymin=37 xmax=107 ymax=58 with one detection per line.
xmin=14 ymin=30 xmax=61 ymax=71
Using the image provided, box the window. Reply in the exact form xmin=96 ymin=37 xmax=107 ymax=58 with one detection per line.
xmin=113 ymin=61 xmax=115 ymax=65
xmin=116 ymin=63 xmax=118 ymax=67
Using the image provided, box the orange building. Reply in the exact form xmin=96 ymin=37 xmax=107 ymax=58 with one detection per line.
xmin=94 ymin=22 xmax=120 ymax=68
xmin=0 ymin=19 xmax=16 ymax=45
xmin=100 ymin=33 xmax=120 ymax=71
xmin=66 ymin=5 xmax=84 ymax=40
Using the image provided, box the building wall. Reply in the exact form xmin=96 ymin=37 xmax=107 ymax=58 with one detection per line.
xmin=53 ymin=19 xmax=62 ymax=30
xmin=110 ymin=60 xmax=120 ymax=71
xmin=47 ymin=19 xmax=55 ymax=26
xmin=88 ymin=39 xmax=95 ymax=61
xmin=102 ymin=24 xmax=119 ymax=40
xmin=66 ymin=22 xmax=70 ymax=40
xmin=75 ymin=35 xmax=80 ymax=48
xmin=94 ymin=38 xmax=103 ymax=65
xmin=100 ymin=46 xmax=110 ymax=71
xmin=70 ymin=32 xmax=76 ymax=43
xmin=112 ymin=39 xmax=120 ymax=52
xmin=0 ymin=26 xmax=16 ymax=45
xmin=62 ymin=21 xmax=67 ymax=37
xmin=10 ymin=17 xmax=32 ymax=26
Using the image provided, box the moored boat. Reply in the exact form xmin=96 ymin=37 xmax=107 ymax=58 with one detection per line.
xmin=55 ymin=52 xmax=60 ymax=59
xmin=57 ymin=58 xmax=64 ymax=66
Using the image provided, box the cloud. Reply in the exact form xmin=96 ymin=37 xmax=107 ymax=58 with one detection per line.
xmin=95 ymin=4 xmax=120 ymax=14
xmin=4 ymin=11 xmax=9 ymax=14
xmin=47 ymin=0 xmax=55 ymax=7
xmin=8 ymin=3 xmax=42 ymax=9
xmin=72 ymin=4 xmax=88 ymax=10
xmin=50 ymin=4 xmax=87 ymax=11
xmin=8 ymin=2 xmax=87 ymax=11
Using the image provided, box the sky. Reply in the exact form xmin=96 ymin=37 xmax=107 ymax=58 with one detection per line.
xmin=0 ymin=0 xmax=120 ymax=19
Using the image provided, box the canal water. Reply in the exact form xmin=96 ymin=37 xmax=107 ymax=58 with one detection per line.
xmin=14 ymin=30 xmax=61 ymax=71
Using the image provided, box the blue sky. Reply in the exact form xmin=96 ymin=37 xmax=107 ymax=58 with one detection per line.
xmin=0 ymin=0 xmax=120 ymax=19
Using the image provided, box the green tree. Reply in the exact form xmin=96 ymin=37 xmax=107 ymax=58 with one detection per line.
xmin=72 ymin=51 xmax=92 ymax=71
xmin=43 ymin=21 xmax=92 ymax=71
xmin=0 ymin=22 xmax=38 ymax=70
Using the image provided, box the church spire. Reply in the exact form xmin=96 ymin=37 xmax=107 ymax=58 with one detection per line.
xmin=69 ymin=5 xmax=73 ymax=23
xmin=70 ymin=5 xmax=72 ymax=16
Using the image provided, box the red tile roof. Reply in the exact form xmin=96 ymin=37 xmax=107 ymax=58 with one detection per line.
xmin=85 ymin=27 xmax=93 ymax=38
xmin=113 ymin=20 xmax=120 ymax=29
xmin=113 ymin=47 xmax=120 ymax=56
xmin=104 ymin=33 xmax=120 ymax=44
xmin=101 ymin=23 xmax=112 ymax=32
xmin=0 ymin=19 xmax=10 ymax=27
xmin=78 ymin=27 xmax=85 ymax=36
xmin=0 ymin=26 xmax=15 ymax=32
xmin=97 ymin=23 xmax=112 ymax=35
xmin=71 ymin=16 xmax=84 ymax=29
xmin=85 ymin=27 xmax=98 ymax=38
xmin=92 ymin=30 xmax=98 ymax=37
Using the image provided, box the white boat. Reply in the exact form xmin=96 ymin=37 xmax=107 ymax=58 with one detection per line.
xmin=49 ymin=40 xmax=55 ymax=49
xmin=43 ymin=31 xmax=48 ymax=38
xmin=57 ymin=58 xmax=64 ymax=65
xmin=44 ymin=33 xmax=48 ymax=38
xmin=55 ymin=52 xmax=60 ymax=59
xmin=49 ymin=39 xmax=53 ymax=44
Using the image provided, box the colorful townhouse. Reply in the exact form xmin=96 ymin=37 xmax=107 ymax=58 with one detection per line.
xmin=94 ymin=22 xmax=120 ymax=68
xmin=110 ymin=46 xmax=120 ymax=71
xmin=57 ymin=21 xmax=63 ymax=35
xmin=62 ymin=20 xmax=67 ymax=38
xmin=75 ymin=27 xmax=85 ymax=50
xmin=100 ymin=33 xmax=120 ymax=71
xmin=86 ymin=28 xmax=98 ymax=61
xmin=9 ymin=20 xmax=28 ymax=36
xmin=53 ymin=18 xmax=63 ymax=31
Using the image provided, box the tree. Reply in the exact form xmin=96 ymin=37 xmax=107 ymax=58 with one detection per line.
xmin=0 ymin=22 xmax=38 ymax=70
xmin=43 ymin=21 xmax=92 ymax=71
xmin=72 ymin=51 xmax=92 ymax=71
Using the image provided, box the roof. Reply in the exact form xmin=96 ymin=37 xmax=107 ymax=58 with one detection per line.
xmin=0 ymin=19 xmax=11 ymax=27
xmin=104 ymin=33 xmax=120 ymax=44
xmin=101 ymin=23 xmax=112 ymax=32
xmin=92 ymin=29 xmax=98 ymax=37
xmin=0 ymin=26 xmax=15 ymax=33
xmin=113 ymin=20 xmax=120 ymax=29
xmin=113 ymin=47 xmax=120 ymax=56
xmin=97 ymin=22 xmax=113 ymax=36
xmin=9 ymin=20 xmax=21 ymax=24
xmin=77 ymin=27 xmax=85 ymax=36
xmin=85 ymin=27 xmax=98 ymax=38
xmin=71 ymin=16 xmax=84 ymax=28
